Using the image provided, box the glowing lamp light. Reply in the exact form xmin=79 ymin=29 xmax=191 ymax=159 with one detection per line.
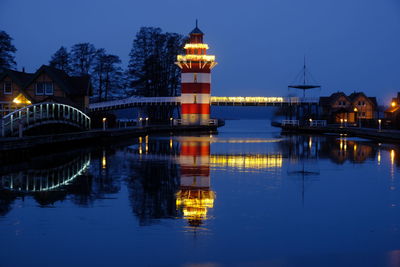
xmin=354 ymin=107 xmax=358 ymax=112
xmin=184 ymin=43 xmax=209 ymax=49
xmin=392 ymin=102 xmax=396 ymax=107
xmin=102 ymin=117 xmax=107 ymax=122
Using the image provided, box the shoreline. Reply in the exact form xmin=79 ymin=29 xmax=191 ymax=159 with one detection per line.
xmin=0 ymin=124 xmax=219 ymax=155
xmin=276 ymin=123 xmax=400 ymax=144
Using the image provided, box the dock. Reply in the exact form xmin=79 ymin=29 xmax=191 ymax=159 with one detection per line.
xmin=0 ymin=124 xmax=218 ymax=153
xmin=278 ymin=123 xmax=400 ymax=143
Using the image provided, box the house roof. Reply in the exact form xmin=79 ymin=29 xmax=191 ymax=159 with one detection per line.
xmin=320 ymin=91 xmax=377 ymax=107
xmin=0 ymin=69 xmax=35 ymax=87
xmin=319 ymin=92 xmax=350 ymax=106
xmin=349 ymin=92 xmax=377 ymax=107
xmin=23 ymin=65 xmax=92 ymax=96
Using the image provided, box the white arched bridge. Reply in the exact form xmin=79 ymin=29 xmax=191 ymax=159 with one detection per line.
xmin=1 ymin=102 xmax=91 ymax=137
xmin=89 ymin=96 xmax=319 ymax=111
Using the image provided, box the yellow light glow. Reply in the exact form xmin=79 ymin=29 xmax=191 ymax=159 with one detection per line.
xmin=177 ymin=54 xmax=216 ymax=62
xmin=184 ymin=43 xmax=209 ymax=49
xmin=211 ymin=96 xmax=284 ymax=103
xmin=377 ymin=150 xmax=381 ymax=165
xmin=210 ymin=154 xmax=282 ymax=170
xmin=12 ymin=94 xmax=31 ymax=105
xmin=102 ymin=156 xmax=106 ymax=169
xmin=354 ymin=107 xmax=358 ymax=112
xmin=392 ymin=102 xmax=396 ymax=107
xmin=176 ymin=189 xmax=215 ymax=221
xmin=391 ymin=149 xmax=395 ymax=165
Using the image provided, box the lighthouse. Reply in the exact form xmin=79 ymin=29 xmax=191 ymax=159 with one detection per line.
xmin=176 ymin=21 xmax=217 ymax=125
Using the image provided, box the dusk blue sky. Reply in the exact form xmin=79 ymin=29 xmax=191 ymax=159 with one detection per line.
xmin=1 ymin=0 xmax=399 ymax=104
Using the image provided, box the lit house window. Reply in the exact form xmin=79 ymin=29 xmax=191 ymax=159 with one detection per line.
xmin=4 ymin=82 xmax=12 ymax=94
xmin=36 ymin=82 xmax=53 ymax=95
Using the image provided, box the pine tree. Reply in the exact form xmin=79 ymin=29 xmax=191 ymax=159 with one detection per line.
xmin=49 ymin=46 xmax=72 ymax=73
xmin=0 ymin=31 xmax=17 ymax=70
xmin=127 ymin=27 xmax=185 ymax=122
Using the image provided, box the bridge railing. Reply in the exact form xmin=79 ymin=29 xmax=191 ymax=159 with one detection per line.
xmin=1 ymin=102 xmax=91 ymax=137
xmin=282 ymin=120 xmax=300 ymax=126
xmin=210 ymin=96 xmax=320 ymax=105
xmin=90 ymin=96 xmax=181 ymax=110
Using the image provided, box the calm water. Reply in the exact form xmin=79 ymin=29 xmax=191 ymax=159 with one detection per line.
xmin=1 ymin=120 xmax=400 ymax=267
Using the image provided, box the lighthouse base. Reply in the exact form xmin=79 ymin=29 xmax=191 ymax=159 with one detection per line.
xmin=181 ymin=114 xmax=210 ymax=125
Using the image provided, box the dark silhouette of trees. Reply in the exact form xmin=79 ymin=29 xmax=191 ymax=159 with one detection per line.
xmin=49 ymin=46 xmax=72 ymax=73
xmin=0 ymin=30 xmax=17 ymax=70
xmin=127 ymin=27 xmax=186 ymax=122
xmin=70 ymin=43 xmax=97 ymax=75
xmin=93 ymin=50 xmax=123 ymax=101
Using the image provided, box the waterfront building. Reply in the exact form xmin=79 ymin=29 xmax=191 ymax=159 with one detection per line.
xmin=0 ymin=65 xmax=92 ymax=116
xmin=175 ymin=22 xmax=217 ymax=125
xmin=384 ymin=92 xmax=400 ymax=128
xmin=319 ymin=91 xmax=377 ymax=123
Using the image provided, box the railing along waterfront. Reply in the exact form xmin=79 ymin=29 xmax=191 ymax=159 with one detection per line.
xmin=1 ymin=102 xmax=91 ymax=137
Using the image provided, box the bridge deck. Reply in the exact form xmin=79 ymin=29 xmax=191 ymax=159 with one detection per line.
xmin=89 ymin=96 xmax=319 ymax=111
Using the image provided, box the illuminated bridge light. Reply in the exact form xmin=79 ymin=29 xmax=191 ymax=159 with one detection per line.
xmin=211 ymin=96 xmax=285 ymax=103
xmin=210 ymin=154 xmax=283 ymax=170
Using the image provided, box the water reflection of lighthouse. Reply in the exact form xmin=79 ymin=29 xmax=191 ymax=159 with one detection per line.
xmin=176 ymin=137 xmax=215 ymax=227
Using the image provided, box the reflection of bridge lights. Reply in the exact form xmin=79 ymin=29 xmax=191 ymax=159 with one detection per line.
xmin=308 ymin=137 xmax=312 ymax=149
xmin=210 ymin=154 xmax=282 ymax=170
xmin=170 ymin=139 xmax=173 ymax=149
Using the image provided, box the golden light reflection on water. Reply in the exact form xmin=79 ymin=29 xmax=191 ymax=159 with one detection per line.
xmin=210 ymin=154 xmax=282 ymax=171
xmin=176 ymin=189 xmax=215 ymax=224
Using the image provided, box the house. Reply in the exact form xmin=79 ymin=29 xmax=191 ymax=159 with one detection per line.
xmin=0 ymin=65 xmax=92 ymax=116
xmin=384 ymin=92 xmax=400 ymax=128
xmin=319 ymin=91 xmax=377 ymax=123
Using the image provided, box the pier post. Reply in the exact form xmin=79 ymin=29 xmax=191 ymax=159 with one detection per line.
xmin=1 ymin=117 xmax=4 ymax=137
xmin=18 ymin=120 xmax=23 ymax=138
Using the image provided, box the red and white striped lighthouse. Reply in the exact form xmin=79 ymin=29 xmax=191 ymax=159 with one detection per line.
xmin=176 ymin=21 xmax=217 ymax=125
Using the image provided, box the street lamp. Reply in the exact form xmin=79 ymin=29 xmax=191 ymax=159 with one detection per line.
xmin=139 ymin=117 xmax=142 ymax=127
xmin=392 ymin=101 xmax=396 ymax=108
xmin=145 ymin=117 xmax=149 ymax=126
xmin=378 ymin=119 xmax=382 ymax=132
xmin=170 ymin=117 xmax=173 ymax=127
xmin=340 ymin=118 xmax=343 ymax=128
xmin=309 ymin=118 xmax=313 ymax=127
xmin=353 ymin=107 xmax=359 ymax=127
xmin=102 ymin=117 xmax=107 ymax=131
xmin=344 ymin=119 xmax=347 ymax=128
